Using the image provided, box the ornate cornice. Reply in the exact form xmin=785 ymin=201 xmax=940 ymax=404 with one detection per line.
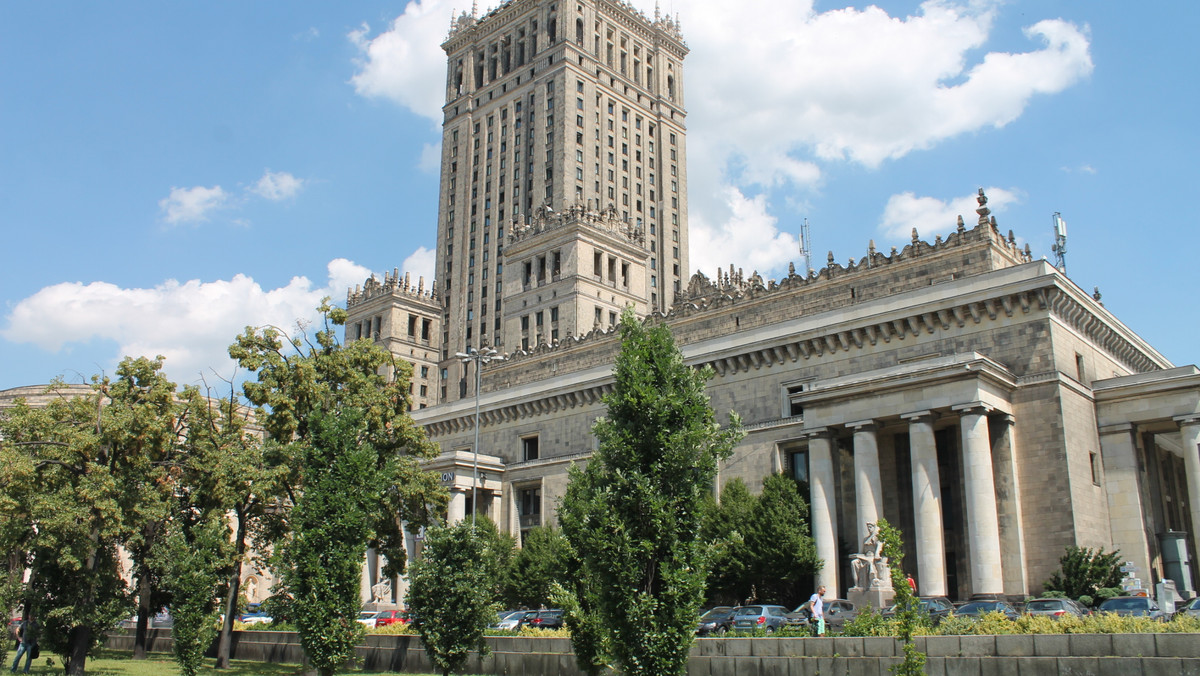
xmin=424 ymin=382 xmax=613 ymax=439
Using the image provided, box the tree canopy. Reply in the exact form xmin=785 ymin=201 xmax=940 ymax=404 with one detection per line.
xmin=559 ymin=310 xmax=742 ymax=676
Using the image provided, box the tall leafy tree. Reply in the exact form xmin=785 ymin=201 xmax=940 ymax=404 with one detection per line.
xmin=0 ymin=357 xmax=184 ymax=676
xmin=559 ymin=310 xmax=742 ymax=676
xmin=1044 ymin=546 xmax=1123 ymax=601
xmin=407 ymin=521 xmax=502 ymax=676
xmin=154 ymin=510 xmax=231 ymax=676
xmin=501 ymin=525 xmax=569 ymax=608
xmin=229 ymin=301 xmax=446 ymax=674
xmin=742 ymin=473 xmax=821 ymax=607
xmin=699 ymin=478 xmax=756 ymax=604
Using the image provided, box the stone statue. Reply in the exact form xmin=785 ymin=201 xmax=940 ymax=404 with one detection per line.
xmin=849 ymin=522 xmax=891 ymax=591
xmin=371 ymin=578 xmax=393 ymax=604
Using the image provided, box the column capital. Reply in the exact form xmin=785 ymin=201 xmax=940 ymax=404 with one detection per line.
xmin=847 ymin=419 xmax=877 ymax=432
xmin=902 ymin=410 xmax=937 ymax=424
xmin=1099 ymin=422 xmax=1137 ymax=436
xmin=952 ymin=401 xmax=993 ymax=415
xmin=801 ymin=427 xmax=834 ymax=440
xmin=1174 ymin=414 xmax=1200 ymax=428
xmin=992 ymin=412 xmax=1015 ymax=427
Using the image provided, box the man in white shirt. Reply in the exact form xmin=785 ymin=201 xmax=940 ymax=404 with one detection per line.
xmin=809 ymin=585 xmax=826 ymax=636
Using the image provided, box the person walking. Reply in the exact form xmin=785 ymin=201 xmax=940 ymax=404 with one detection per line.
xmin=808 ymin=585 xmax=827 ymax=637
xmin=10 ymin=615 xmax=38 ymax=674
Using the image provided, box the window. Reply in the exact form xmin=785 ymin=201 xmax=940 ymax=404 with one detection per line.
xmin=517 ymin=486 xmax=541 ymax=516
xmin=522 ymin=435 xmax=540 ymax=461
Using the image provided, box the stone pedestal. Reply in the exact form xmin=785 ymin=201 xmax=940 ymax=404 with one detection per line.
xmin=848 ymin=586 xmax=895 ymax=612
xmin=362 ymin=601 xmax=400 ymax=612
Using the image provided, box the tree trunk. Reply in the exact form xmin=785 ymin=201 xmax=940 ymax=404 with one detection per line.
xmin=66 ymin=625 xmax=91 ymax=676
xmin=133 ymin=572 xmax=152 ymax=659
xmin=215 ymin=508 xmax=248 ymax=669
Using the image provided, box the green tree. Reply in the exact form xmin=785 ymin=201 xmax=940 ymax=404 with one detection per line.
xmin=407 ymin=522 xmax=501 ymax=676
xmin=699 ymin=478 xmax=755 ymax=604
xmin=284 ymin=410 xmax=377 ymax=676
xmin=154 ymin=512 xmax=231 ymax=676
xmin=559 ymin=310 xmax=743 ymax=676
xmin=555 ymin=486 xmax=612 ymax=676
xmin=0 ymin=357 xmax=184 ymax=676
xmin=1043 ymin=546 xmax=1123 ymax=601
xmin=229 ymin=301 xmax=446 ymax=675
xmin=502 ymin=525 xmax=569 ymax=608
xmin=742 ymin=473 xmax=821 ymax=607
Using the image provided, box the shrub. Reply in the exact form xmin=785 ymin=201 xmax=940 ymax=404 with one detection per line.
xmin=840 ymin=609 xmax=894 ymax=637
xmin=1043 ymin=547 xmax=1122 ymax=601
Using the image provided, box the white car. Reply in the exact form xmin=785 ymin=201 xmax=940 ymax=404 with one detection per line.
xmin=493 ymin=610 xmax=532 ymax=631
xmin=356 ymin=611 xmax=380 ymax=628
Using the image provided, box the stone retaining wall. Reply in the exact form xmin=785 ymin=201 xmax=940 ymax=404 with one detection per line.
xmin=106 ymin=630 xmax=1200 ymax=675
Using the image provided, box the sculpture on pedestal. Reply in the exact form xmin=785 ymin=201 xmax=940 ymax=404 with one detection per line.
xmin=849 ymin=522 xmax=893 ymax=591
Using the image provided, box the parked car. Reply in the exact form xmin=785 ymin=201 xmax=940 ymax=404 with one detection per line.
xmin=696 ymin=606 xmax=739 ymax=636
xmin=373 ymin=609 xmax=409 ymax=626
xmin=1097 ymin=596 xmax=1167 ymax=620
xmin=882 ymin=596 xmax=956 ymax=625
xmin=152 ymin=610 xmax=174 ymax=628
xmin=238 ymin=610 xmax=273 ymax=625
xmin=492 ymin=610 xmax=530 ymax=630
xmin=786 ymin=599 xmax=860 ymax=632
xmin=950 ymin=601 xmax=1020 ymax=621
xmin=1023 ymin=598 xmax=1090 ymax=619
xmin=528 ymin=609 xmax=565 ymax=629
xmin=356 ymin=611 xmax=380 ymax=628
xmin=1174 ymin=596 xmax=1200 ymax=619
xmin=731 ymin=605 xmax=790 ymax=633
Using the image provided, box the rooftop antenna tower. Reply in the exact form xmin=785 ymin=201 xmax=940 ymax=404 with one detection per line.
xmin=1051 ymin=212 xmax=1068 ymax=274
xmin=799 ymin=218 xmax=813 ymax=276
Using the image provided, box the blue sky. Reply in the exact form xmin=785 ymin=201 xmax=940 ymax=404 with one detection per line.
xmin=1 ymin=0 xmax=1196 ymax=389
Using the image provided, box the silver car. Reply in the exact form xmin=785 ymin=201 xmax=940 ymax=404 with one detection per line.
xmin=1024 ymin=598 xmax=1090 ymax=619
xmin=731 ymin=605 xmax=790 ymax=633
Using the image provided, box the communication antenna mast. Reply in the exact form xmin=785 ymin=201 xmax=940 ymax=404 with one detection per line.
xmin=1051 ymin=212 xmax=1068 ymax=273
xmin=799 ymin=218 xmax=813 ymax=276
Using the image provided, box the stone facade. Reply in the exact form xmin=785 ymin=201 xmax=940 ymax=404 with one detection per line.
xmin=433 ymin=0 xmax=690 ymax=403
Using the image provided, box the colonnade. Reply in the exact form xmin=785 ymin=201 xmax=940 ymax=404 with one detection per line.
xmin=807 ymin=403 xmax=1013 ymax=600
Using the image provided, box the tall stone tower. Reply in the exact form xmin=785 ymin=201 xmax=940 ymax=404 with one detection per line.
xmin=435 ymin=0 xmax=689 ymax=402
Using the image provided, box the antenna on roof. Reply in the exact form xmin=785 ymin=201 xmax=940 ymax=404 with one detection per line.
xmin=799 ymin=218 xmax=813 ymax=276
xmin=1051 ymin=212 xmax=1068 ymax=274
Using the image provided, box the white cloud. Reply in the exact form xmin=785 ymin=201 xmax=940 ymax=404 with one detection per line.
xmin=878 ymin=187 xmax=1020 ymax=241
xmin=1 ymin=259 xmax=379 ymax=386
xmin=348 ymin=1 xmax=458 ymax=124
xmin=159 ymin=185 xmax=228 ymax=224
xmin=688 ymin=187 xmax=800 ymax=278
xmin=250 ymin=170 xmax=305 ymax=201
xmin=401 ymin=247 xmax=436 ymax=286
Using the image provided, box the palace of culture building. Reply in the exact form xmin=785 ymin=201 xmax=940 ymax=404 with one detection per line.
xmin=340 ymin=0 xmax=1200 ymax=605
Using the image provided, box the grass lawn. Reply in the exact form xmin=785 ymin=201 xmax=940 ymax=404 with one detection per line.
xmin=4 ymin=649 xmax=460 ymax=675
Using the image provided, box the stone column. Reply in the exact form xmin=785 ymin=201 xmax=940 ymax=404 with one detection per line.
xmin=1175 ymin=416 xmax=1200 ymax=552
xmin=905 ymin=411 xmax=946 ymax=597
xmin=955 ymin=403 xmax=1004 ymax=598
xmin=990 ymin=414 xmax=1028 ymax=597
xmin=850 ymin=420 xmax=884 ymax=546
xmin=808 ymin=431 xmax=839 ymax=596
xmin=1099 ymin=423 xmax=1152 ymax=578
xmin=447 ymin=489 xmax=467 ymax=525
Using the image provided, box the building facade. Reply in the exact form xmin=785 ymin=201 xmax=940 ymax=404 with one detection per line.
xmin=341 ymin=0 xmax=1200 ymax=604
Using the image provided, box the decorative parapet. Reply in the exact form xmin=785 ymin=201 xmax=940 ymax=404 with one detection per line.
xmin=677 ymin=194 xmax=1031 ymax=311
xmin=346 ymin=268 xmax=439 ymax=310
xmin=508 ymin=202 xmax=645 ymax=248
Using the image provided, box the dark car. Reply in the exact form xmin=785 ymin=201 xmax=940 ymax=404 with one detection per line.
xmin=1098 ymin=596 xmax=1167 ymax=621
xmin=1024 ymin=598 xmax=1090 ymax=619
xmin=883 ymin=596 xmax=956 ymax=625
xmin=950 ymin=601 xmax=1020 ymax=621
xmin=528 ymin=609 xmax=565 ymax=629
xmin=696 ymin=606 xmax=739 ymax=636
xmin=731 ymin=605 xmax=790 ymax=633
xmin=785 ymin=599 xmax=859 ymax=632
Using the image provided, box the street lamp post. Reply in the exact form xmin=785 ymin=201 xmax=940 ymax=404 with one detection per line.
xmin=455 ymin=347 xmax=505 ymax=528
